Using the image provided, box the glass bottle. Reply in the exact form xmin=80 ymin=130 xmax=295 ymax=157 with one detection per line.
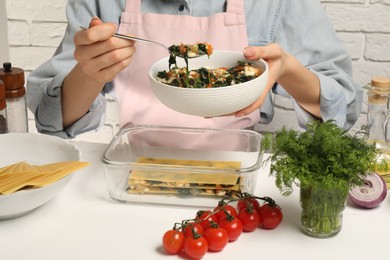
xmin=366 ymin=76 xmax=390 ymax=148
xmin=0 ymin=80 xmax=8 ymax=134
xmin=0 ymin=62 xmax=28 ymax=133
xmin=366 ymin=76 xmax=390 ymax=188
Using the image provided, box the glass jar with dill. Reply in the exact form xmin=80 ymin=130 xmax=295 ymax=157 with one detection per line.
xmin=264 ymin=120 xmax=385 ymax=238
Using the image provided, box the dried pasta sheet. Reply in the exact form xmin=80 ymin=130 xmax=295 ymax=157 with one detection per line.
xmin=0 ymin=161 xmax=90 ymax=195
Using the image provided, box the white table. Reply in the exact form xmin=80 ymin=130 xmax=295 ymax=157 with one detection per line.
xmin=0 ymin=141 xmax=388 ymax=260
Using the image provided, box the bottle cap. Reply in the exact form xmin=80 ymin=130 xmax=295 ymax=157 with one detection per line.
xmin=371 ymin=76 xmax=390 ymax=88
xmin=368 ymin=76 xmax=390 ymax=104
xmin=0 ymin=62 xmax=26 ymax=98
xmin=0 ymin=80 xmax=6 ymax=109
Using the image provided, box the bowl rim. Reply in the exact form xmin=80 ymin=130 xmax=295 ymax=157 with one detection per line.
xmin=0 ymin=132 xmax=82 ymax=163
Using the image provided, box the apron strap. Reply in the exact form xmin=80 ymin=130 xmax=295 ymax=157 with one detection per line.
xmin=125 ymin=0 xmax=141 ymax=13
xmin=226 ymin=0 xmax=245 ymax=15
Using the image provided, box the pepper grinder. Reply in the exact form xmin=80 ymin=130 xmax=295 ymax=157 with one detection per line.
xmin=0 ymin=62 xmax=28 ymax=133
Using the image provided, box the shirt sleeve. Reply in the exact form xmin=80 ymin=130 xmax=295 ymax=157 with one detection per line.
xmin=272 ymin=0 xmax=362 ymax=130
xmin=26 ymin=0 xmax=111 ymax=139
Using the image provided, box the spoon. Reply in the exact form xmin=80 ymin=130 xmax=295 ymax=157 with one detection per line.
xmin=79 ymin=26 xmax=207 ymax=59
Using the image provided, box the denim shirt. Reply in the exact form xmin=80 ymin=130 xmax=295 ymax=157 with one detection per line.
xmin=27 ymin=0 xmax=362 ymax=138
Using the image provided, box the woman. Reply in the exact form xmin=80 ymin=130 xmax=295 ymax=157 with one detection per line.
xmin=27 ymin=0 xmax=361 ymax=138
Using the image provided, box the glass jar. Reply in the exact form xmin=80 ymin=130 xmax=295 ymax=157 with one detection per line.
xmin=300 ymin=184 xmax=348 ymax=238
xmin=0 ymin=80 xmax=8 ymax=134
xmin=0 ymin=62 xmax=28 ymax=133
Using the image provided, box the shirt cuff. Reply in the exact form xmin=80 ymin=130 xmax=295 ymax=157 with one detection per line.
xmin=35 ymin=73 xmax=106 ymax=138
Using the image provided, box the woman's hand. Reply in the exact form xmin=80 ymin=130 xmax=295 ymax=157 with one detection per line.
xmin=73 ymin=17 xmax=136 ymax=84
xmin=235 ymin=44 xmax=321 ymax=118
xmin=62 ymin=17 xmax=136 ymax=128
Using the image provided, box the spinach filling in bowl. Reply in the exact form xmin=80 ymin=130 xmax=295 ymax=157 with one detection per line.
xmin=156 ymin=61 xmax=263 ymax=88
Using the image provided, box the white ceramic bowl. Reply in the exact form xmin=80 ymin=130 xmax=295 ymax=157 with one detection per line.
xmin=0 ymin=133 xmax=82 ymax=220
xmin=149 ymin=50 xmax=268 ymax=117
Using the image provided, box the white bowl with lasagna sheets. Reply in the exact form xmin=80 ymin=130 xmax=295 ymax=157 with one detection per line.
xmin=149 ymin=50 xmax=269 ymax=117
xmin=102 ymin=123 xmax=263 ymax=208
xmin=0 ymin=133 xmax=83 ymax=220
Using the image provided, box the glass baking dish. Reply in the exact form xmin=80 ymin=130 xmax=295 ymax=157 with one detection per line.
xmin=102 ymin=124 xmax=263 ymax=207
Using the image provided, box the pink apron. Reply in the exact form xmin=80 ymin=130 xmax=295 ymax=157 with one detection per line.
xmin=114 ymin=0 xmax=260 ymax=129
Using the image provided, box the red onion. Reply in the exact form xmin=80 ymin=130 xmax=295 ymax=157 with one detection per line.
xmin=348 ymin=173 xmax=387 ymax=209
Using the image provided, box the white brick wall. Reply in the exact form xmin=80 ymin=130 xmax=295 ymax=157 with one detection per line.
xmin=4 ymin=0 xmax=390 ymax=143
xmin=5 ymin=0 xmax=119 ymax=143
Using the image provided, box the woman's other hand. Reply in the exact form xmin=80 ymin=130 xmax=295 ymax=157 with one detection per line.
xmin=235 ymin=44 xmax=320 ymax=118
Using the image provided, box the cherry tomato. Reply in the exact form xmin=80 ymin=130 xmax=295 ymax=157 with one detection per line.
xmin=237 ymin=197 xmax=260 ymax=212
xmin=237 ymin=207 xmax=260 ymax=232
xmin=162 ymin=229 xmax=185 ymax=255
xmin=218 ymin=216 xmax=243 ymax=242
xmin=183 ymin=222 xmax=204 ymax=237
xmin=195 ymin=210 xmax=218 ymax=230
xmin=213 ymin=204 xmax=238 ymax=220
xmin=203 ymin=226 xmax=229 ymax=252
xmin=183 ymin=235 xmax=208 ymax=259
xmin=257 ymin=203 xmax=283 ymax=229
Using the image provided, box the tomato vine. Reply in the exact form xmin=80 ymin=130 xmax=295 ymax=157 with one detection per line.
xmin=162 ymin=191 xmax=283 ymax=259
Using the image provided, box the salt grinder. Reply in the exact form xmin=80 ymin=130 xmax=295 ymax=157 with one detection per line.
xmin=0 ymin=80 xmax=8 ymax=134
xmin=0 ymin=62 xmax=28 ymax=133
